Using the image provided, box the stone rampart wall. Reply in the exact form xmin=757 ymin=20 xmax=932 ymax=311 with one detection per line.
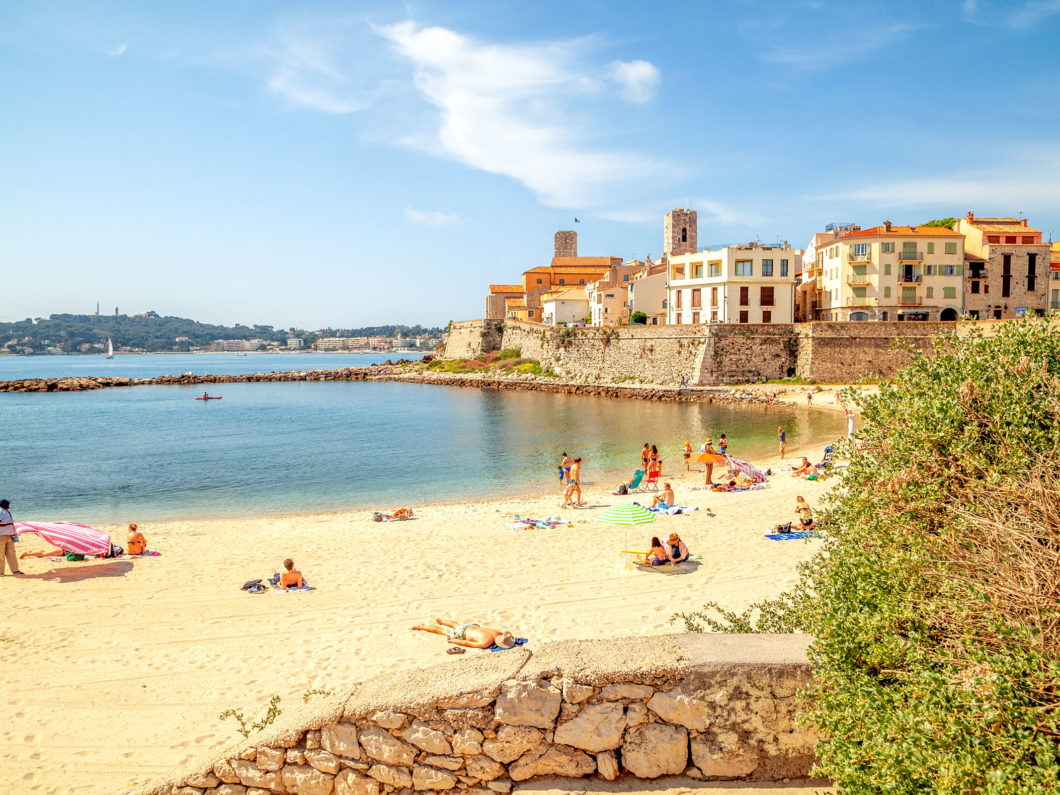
xmin=794 ymin=321 xmax=946 ymax=382
xmin=443 ymin=321 xmax=505 ymax=361
xmin=135 ymin=634 xmax=818 ymax=795
xmin=698 ymin=325 xmax=797 ymax=385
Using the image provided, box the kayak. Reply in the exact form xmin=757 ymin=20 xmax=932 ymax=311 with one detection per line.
xmin=195 ymin=396 xmax=222 ymax=400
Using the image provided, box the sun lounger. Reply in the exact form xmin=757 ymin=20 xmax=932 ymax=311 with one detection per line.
xmin=612 ymin=470 xmax=645 ymax=495
xmin=816 ymin=445 xmax=836 ymax=469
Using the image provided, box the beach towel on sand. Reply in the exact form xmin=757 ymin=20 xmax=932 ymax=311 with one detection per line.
xmin=645 ymin=505 xmax=698 ymax=515
xmin=268 ymin=573 xmax=316 ymax=592
xmin=765 ymin=532 xmax=813 ymax=540
xmin=488 ymin=637 xmax=528 ymax=652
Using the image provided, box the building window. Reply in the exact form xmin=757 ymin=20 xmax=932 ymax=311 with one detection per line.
xmin=675 ymin=290 xmax=682 ymax=309
xmin=882 ymin=311 xmax=889 ymax=320
xmin=883 ymin=242 xmax=894 ymax=253
xmin=1029 ymin=275 xmax=1036 ymax=291
xmin=1005 ymin=236 xmax=1017 ymax=244
xmin=528 ymin=310 xmax=534 ymax=318
xmin=675 ymin=313 xmax=682 ymax=324
xmin=739 ymin=286 xmax=750 ymax=306
xmin=984 ymin=284 xmax=989 ymax=294
xmin=1053 ymin=289 xmax=1060 ymax=311
xmin=711 ymin=286 xmax=718 ymax=307
xmin=623 ymin=275 xmax=629 ymax=281
xmin=692 ymin=311 xmax=700 ymax=323
xmin=944 ymin=287 xmax=957 ymax=299
xmin=885 ymin=263 xmax=892 ymax=275
xmin=971 ymin=281 xmax=980 ymax=294
xmin=710 ymin=310 xmax=718 ymax=322
xmin=691 ymin=288 xmax=702 ymax=309
xmin=579 ymin=279 xmax=585 ymax=285
xmin=739 ymin=310 xmax=749 ymax=323
xmin=762 ymin=259 xmax=774 ymax=276
xmin=988 ymin=235 xmax=1000 ymax=243
xmin=681 ymin=227 xmax=687 ymax=243
xmin=559 ymin=279 xmax=565 ymax=285
xmin=736 ymin=260 xmax=753 ymax=276
xmin=1023 ymin=236 xmax=1035 ymax=244
xmin=780 ymin=259 xmax=789 ymax=276
xmin=762 ymin=310 xmax=772 ymax=323
xmin=884 ymin=286 xmax=892 ymax=298
xmin=945 ymin=242 xmax=957 ymax=254
xmin=927 ymin=242 xmax=935 ymax=254
xmin=926 ymin=287 xmax=934 ymax=298
xmin=853 ymin=243 xmax=868 ymax=258
xmin=926 ymin=265 xmax=934 ymax=275
xmin=709 ymin=261 xmax=721 ymax=277
xmin=1029 ymin=253 xmax=1038 ymax=275
xmin=537 ymin=278 xmax=542 ymax=284
xmin=760 ymin=286 xmax=775 ymax=306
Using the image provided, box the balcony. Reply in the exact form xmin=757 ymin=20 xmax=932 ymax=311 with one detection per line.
xmin=848 ymin=250 xmax=871 ymax=263
xmin=898 ymin=273 xmax=922 ymax=283
xmin=898 ymin=297 xmax=922 ymax=307
xmin=898 ymin=251 xmax=923 ymax=262
xmin=849 ymin=297 xmax=875 ymax=306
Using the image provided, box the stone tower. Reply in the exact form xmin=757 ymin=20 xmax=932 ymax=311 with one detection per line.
xmin=554 ymin=230 xmax=578 ymax=258
xmin=664 ymin=208 xmax=697 ymax=257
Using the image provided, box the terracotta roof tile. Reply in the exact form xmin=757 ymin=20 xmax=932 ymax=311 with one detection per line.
xmin=968 ymin=218 xmax=1043 ymax=234
xmin=837 ymin=225 xmax=961 ymax=240
xmin=488 ymin=284 xmax=523 ymax=293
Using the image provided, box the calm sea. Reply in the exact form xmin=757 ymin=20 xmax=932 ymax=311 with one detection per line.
xmin=1 ymin=355 xmax=845 ymax=523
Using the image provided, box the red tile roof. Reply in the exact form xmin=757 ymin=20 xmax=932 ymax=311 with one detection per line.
xmin=488 ymin=284 xmax=523 ymax=293
xmin=838 ymin=225 xmax=961 ymax=240
xmin=966 ymin=217 xmax=1042 ymax=235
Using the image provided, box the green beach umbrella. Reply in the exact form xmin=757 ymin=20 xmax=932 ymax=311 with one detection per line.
xmin=595 ymin=503 xmax=656 ymax=525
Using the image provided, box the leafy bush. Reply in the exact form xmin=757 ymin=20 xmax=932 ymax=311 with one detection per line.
xmin=676 ymin=319 xmax=1060 ymax=794
xmin=630 ymin=311 xmax=647 ymax=325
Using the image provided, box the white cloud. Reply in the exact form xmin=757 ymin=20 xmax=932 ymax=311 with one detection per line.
xmin=403 ymin=206 xmax=465 ymax=227
xmin=263 ymin=24 xmax=370 ymax=114
xmin=1008 ymin=0 xmax=1060 ymax=28
xmin=760 ymin=21 xmax=923 ymax=71
xmin=376 ymin=21 xmax=663 ymax=208
xmin=107 ymin=43 xmax=127 ymax=57
xmin=609 ymin=59 xmax=660 ymax=103
xmin=962 ymin=0 xmax=1060 ymax=28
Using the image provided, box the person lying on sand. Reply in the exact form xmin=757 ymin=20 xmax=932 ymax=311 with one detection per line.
xmin=20 ymin=548 xmax=65 ymax=559
xmin=411 ymin=618 xmax=517 ymax=649
xmin=278 ymin=558 xmax=303 ymax=590
xmin=390 ymin=507 xmax=414 ymax=520
xmin=651 ymin=483 xmax=675 ymax=509
xmin=712 ymin=480 xmax=739 ymax=492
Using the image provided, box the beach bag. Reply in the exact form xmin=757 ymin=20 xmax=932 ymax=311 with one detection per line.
xmin=616 ymin=484 xmax=628 ymax=495
xmin=776 ymin=521 xmax=792 ymax=532
xmin=241 ymin=578 xmax=266 ymax=594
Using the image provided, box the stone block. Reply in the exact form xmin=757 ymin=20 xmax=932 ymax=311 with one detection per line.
xmin=494 ymin=680 xmax=561 ymax=729
xmin=646 ymin=687 xmax=714 ymax=732
xmin=287 ymin=749 xmax=307 ymax=765
xmin=625 ymin=703 xmax=649 ymax=726
xmin=438 ymin=708 xmax=493 ymax=729
xmin=213 ymin=759 xmax=240 ymax=784
xmin=402 ymin=720 xmax=453 ymax=755
xmin=306 ymin=749 xmax=342 ymax=775
xmin=486 ymin=780 xmax=511 ymax=793
xmin=412 ymin=765 xmax=459 ymax=791
xmin=306 ymin=730 xmax=322 ymax=750
xmin=175 ymin=787 xmax=204 ymax=795
xmin=255 ymin=747 xmax=284 ymax=772
xmin=282 ymin=764 xmax=335 ymax=795
xmin=239 ymin=748 xmax=257 ymax=762
xmin=622 ymin=723 xmax=688 ymax=779
xmin=366 ymin=764 xmax=413 ymax=789
xmin=368 ymin=710 xmax=407 ymax=729
xmin=561 ymin=681 xmax=594 ymax=704
xmin=464 ymin=755 xmax=505 ymax=781
xmin=207 ymin=786 xmax=246 ymax=795
xmin=598 ymin=683 xmax=653 ymax=701
xmin=230 ymin=759 xmax=284 ymax=792
xmin=689 ymin=737 xmax=758 ymax=779
xmin=358 ymin=726 xmax=417 ymax=766
xmin=423 ymin=755 xmax=463 ymax=771
xmin=508 ymin=745 xmax=595 ymax=781
xmin=321 ymin=724 xmax=361 ymax=760
xmin=596 ymin=751 xmax=619 ymax=781
xmin=436 ymin=694 xmax=494 ymax=709
xmin=451 ymin=728 xmax=483 ymax=756
xmin=553 ymin=702 xmax=625 ymax=752
xmin=481 ymin=725 xmax=544 ymax=763
xmin=334 ymin=770 xmax=380 ymax=795
xmin=187 ymin=771 xmax=221 ymax=788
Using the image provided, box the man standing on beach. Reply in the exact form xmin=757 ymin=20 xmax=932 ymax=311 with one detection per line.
xmin=0 ymin=499 xmax=23 ymax=576
xmin=778 ymin=426 xmax=786 ymax=459
xmin=569 ymin=457 xmax=583 ymax=507
xmin=640 ymin=443 xmax=650 ymax=474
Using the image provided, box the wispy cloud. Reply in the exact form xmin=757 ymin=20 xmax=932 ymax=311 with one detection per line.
xmin=609 ymin=60 xmax=659 ymax=103
xmin=963 ymin=0 xmax=1060 ymax=28
xmin=376 ymin=21 xmax=663 ymax=208
xmin=403 ymin=206 xmax=465 ymax=227
xmin=760 ymin=21 xmax=924 ymax=71
xmin=263 ymin=23 xmax=371 ymax=114
xmin=106 ymin=43 xmax=127 ymax=57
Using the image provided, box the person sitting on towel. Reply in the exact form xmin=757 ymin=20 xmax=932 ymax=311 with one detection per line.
xmin=666 ymin=532 xmax=690 ymax=563
xmin=651 ymin=483 xmax=675 ymax=510
xmin=643 ymin=537 xmax=669 ymax=566
xmin=411 ymin=618 xmax=517 ymax=649
xmin=795 ymin=496 xmax=815 ymax=530
xmin=793 ymin=458 xmax=817 ymax=478
xmin=127 ymin=523 xmax=147 ymax=555
xmin=279 ymin=558 xmax=304 ymax=590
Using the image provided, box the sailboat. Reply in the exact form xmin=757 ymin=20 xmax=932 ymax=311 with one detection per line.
xmin=106 ymin=338 xmax=114 ymax=359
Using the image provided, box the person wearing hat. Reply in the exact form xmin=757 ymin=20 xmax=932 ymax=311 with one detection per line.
xmin=701 ymin=438 xmax=717 ymax=485
xmin=666 ymin=532 xmax=689 ymax=564
xmin=0 ymin=498 xmax=23 ymax=576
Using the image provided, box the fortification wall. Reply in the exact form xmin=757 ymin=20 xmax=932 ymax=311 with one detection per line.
xmin=697 ymin=325 xmax=797 ymax=385
xmin=501 ymin=321 xmax=707 ymax=386
xmin=443 ymin=321 xmax=504 ymax=361
xmin=134 ymin=634 xmax=819 ymax=795
xmin=796 ymin=322 xmax=946 ymax=382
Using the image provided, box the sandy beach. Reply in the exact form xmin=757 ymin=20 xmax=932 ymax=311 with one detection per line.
xmin=0 ymin=425 xmax=842 ymax=794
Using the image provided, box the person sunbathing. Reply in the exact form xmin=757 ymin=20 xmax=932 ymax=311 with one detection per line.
xmin=127 ymin=523 xmax=147 ymax=555
xmin=712 ymin=480 xmax=739 ymax=492
xmin=793 ymin=458 xmax=817 ymax=478
xmin=643 ymin=536 xmax=668 ymax=566
xmin=411 ymin=617 xmax=518 ymax=649
xmin=651 ymin=484 xmax=675 ymax=509
xmin=795 ymin=496 xmax=815 ymax=530
xmin=390 ymin=507 xmax=414 ymax=520
xmin=666 ymin=532 xmax=689 ymax=563
xmin=20 ymin=547 xmax=65 ymax=559
xmin=278 ymin=558 xmax=304 ymax=590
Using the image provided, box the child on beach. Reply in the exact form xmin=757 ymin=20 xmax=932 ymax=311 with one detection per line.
xmin=561 ymin=457 xmax=583 ymax=508
xmin=643 ymin=537 xmax=668 ymax=566
xmin=279 ymin=558 xmax=303 ymax=590
xmin=683 ymin=441 xmax=692 ymax=472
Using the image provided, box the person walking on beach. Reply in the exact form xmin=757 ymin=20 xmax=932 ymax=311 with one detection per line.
xmin=683 ymin=440 xmax=692 ymax=472
xmin=0 ymin=499 xmax=23 ymax=576
xmin=649 ymin=445 xmax=660 ymax=476
xmin=806 ymin=390 xmax=813 ymax=406
xmin=778 ymin=426 xmax=786 ymax=459
xmin=559 ymin=452 xmax=573 ymax=485
xmin=569 ymin=457 xmax=583 ymax=507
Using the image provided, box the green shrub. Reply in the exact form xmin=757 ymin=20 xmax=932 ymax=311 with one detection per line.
xmin=496 ymin=348 xmax=521 ymax=359
xmin=675 ymin=319 xmax=1060 ymax=794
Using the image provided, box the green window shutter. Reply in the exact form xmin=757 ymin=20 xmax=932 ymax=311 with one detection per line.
xmin=885 ymin=263 xmax=892 ymax=275
xmin=903 ymin=241 xmax=917 ymax=252
xmin=945 ymin=242 xmax=957 ymax=254
xmin=853 ymin=287 xmax=867 ymax=298
xmin=944 ymin=287 xmax=957 ymax=299
xmin=927 ymin=242 xmax=935 ymax=254
xmin=955 ymin=264 xmax=962 ymax=275
xmin=884 ymin=286 xmax=892 ymax=298
xmin=927 ymin=287 xmax=934 ymax=298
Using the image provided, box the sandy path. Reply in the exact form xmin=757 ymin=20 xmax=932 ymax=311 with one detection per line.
xmin=0 ymin=433 xmax=838 ymax=793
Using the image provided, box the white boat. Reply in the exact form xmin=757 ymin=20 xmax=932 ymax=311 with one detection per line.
xmin=106 ymin=338 xmax=114 ymax=359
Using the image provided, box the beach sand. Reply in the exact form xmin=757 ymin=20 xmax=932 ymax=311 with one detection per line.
xmin=0 ymin=432 xmax=840 ymax=794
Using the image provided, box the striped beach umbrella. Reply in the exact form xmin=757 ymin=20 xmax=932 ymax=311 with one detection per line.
xmin=724 ymin=455 xmax=766 ymax=483
xmin=595 ymin=503 xmax=656 ymax=525
xmin=14 ymin=521 xmax=112 ymax=555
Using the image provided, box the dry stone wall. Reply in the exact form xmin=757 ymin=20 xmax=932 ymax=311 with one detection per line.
xmin=794 ymin=322 xmax=942 ymax=383
xmin=444 ymin=321 xmax=505 ymax=361
xmin=134 ymin=634 xmax=818 ymax=795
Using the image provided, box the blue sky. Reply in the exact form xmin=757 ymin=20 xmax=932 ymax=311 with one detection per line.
xmin=3 ymin=0 xmax=1059 ymax=328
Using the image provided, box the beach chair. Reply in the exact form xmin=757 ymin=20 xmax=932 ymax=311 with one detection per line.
xmin=626 ymin=470 xmax=645 ymax=491
xmin=817 ymin=445 xmax=836 ymax=469
xmin=639 ymin=469 xmax=660 ymax=492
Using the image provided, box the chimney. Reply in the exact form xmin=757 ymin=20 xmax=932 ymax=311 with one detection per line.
xmin=884 ymin=220 xmax=892 ymax=232
xmin=967 ymin=211 xmax=974 ymax=221
xmin=1022 ymin=218 xmax=1028 ymax=227
xmin=849 ymin=224 xmax=861 ymax=233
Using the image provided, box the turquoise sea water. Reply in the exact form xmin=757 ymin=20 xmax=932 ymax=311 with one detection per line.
xmin=1 ymin=370 xmax=846 ymax=523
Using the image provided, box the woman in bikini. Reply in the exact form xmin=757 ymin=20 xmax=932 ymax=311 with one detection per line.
xmin=643 ymin=537 xmax=668 ymax=566
xmin=683 ymin=441 xmax=692 ymax=472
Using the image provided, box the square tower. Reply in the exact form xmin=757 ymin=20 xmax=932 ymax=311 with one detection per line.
xmin=554 ymin=230 xmax=578 ymax=258
xmin=664 ymin=208 xmax=697 ymax=257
